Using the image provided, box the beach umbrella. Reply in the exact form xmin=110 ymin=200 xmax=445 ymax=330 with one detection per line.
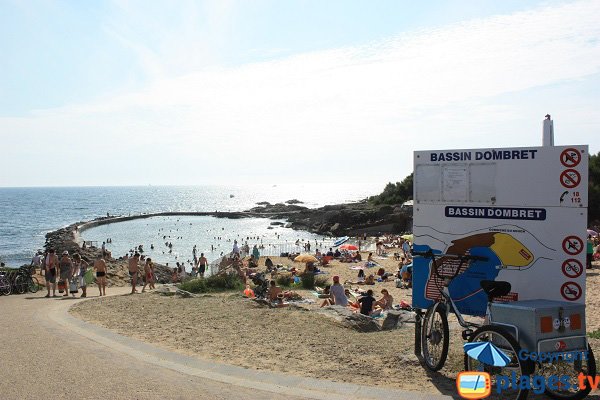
xmin=294 ymin=254 xmax=318 ymax=263
xmin=401 ymin=234 xmax=414 ymax=242
xmin=340 ymin=244 xmax=358 ymax=251
xmin=588 ymin=229 xmax=598 ymax=237
xmin=463 ymin=342 xmax=511 ymax=367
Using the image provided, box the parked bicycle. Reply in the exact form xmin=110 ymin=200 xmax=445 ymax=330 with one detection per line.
xmin=0 ymin=265 xmax=39 ymax=295
xmin=413 ymin=249 xmax=595 ymax=400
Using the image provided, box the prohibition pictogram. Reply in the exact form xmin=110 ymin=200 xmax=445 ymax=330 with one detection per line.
xmin=562 ymin=236 xmax=584 ymax=255
xmin=560 ymin=148 xmax=582 ymax=168
xmin=560 ymin=169 xmax=581 ymax=189
xmin=560 ymin=281 xmax=582 ymax=301
xmin=562 ymin=259 xmax=583 ymax=278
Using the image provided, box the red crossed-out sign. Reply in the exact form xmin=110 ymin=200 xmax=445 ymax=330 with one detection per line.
xmin=562 ymin=236 xmax=584 ymax=255
xmin=560 ymin=148 xmax=582 ymax=168
xmin=562 ymin=259 xmax=583 ymax=278
xmin=560 ymin=281 xmax=582 ymax=301
xmin=560 ymin=169 xmax=581 ymax=189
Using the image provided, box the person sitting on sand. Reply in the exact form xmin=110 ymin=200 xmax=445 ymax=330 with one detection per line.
xmin=243 ymin=284 xmax=255 ymax=298
xmin=352 ymin=252 xmax=362 ymax=262
xmin=303 ymin=262 xmax=315 ymax=274
xmin=373 ymin=289 xmax=394 ymax=311
xmin=329 ymin=275 xmax=348 ymax=307
xmin=333 ymin=248 xmax=341 ymax=258
xmin=326 ymin=248 xmax=334 ymax=257
xmin=357 ymin=289 xmax=376 ymax=316
xmin=267 ymin=280 xmax=283 ymax=302
xmin=376 ymin=267 xmax=393 ymax=281
xmin=364 ymin=274 xmax=376 ymax=285
xmin=265 ymin=257 xmax=274 ymax=271
xmin=345 ymin=269 xmax=365 ymax=284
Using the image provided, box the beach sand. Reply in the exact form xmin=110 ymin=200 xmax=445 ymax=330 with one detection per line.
xmin=70 ymin=251 xmax=600 ymax=396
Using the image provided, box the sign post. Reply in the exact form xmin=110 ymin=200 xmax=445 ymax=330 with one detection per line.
xmin=412 ymin=145 xmax=588 ymax=316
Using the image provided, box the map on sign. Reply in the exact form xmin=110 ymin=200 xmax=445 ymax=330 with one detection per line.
xmin=413 ymin=224 xmax=556 ymax=316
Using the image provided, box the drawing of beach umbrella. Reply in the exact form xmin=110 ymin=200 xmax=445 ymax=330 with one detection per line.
xmin=339 ymin=244 xmax=358 ymax=251
xmin=464 ymin=342 xmax=511 ymax=367
xmin=294 ymin=254 xmax=318 ymax=263
xmin=588 ymin=229 xmax=599 ymax=237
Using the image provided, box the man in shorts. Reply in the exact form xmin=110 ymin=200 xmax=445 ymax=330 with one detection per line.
xmin=197 ymin=253 xmax=208 ymax=278
xmin=128 ymin=253 xmax=140 ymax=294
xmin=94 ymin=253 xmax=107 ymax=296
xmin=44 ymin=249 xmax=59 ymax=297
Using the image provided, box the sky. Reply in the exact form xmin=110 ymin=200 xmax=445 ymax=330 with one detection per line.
xmin=1 ymin=0 xmax=599 ymax=187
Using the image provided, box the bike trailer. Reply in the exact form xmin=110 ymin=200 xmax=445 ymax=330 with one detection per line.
xmin=490 ymin=299 xmax=587 ymax=354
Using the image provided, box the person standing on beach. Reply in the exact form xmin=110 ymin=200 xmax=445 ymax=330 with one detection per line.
xmin=252 ymin=245 xmax=260 ymax=264
xmin=142 ymin=258 xmax=154 ymax=292
xmin=197 ymin=253 xmax=208 ymax=278
xmin=94 ymin=253 xmax=107 ymax=296
xmin=44 ymin=249 xmax=59 ymax=297
xmin=72 ymin=253 xmax=88 ymax=298
xmin=232 ymin=240 xmax=240 ymax=257
xmin=59 ymin=251 xmax=72 ymax=297
xmin=588 ymin=235 xmax=594 ymax=269
xmin=128 ymin=253 xmax=140 ymax=294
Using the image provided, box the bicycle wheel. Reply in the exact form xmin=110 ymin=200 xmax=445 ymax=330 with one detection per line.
xmin=465 ymin=325 xmax=533 ymax=400
xmin=28 ymin=276 xmax=40 ymax=293
xmin=421 ymin=303 xmax=449 ymax=371
xmin=14 ymin=274 xmax=28 ymax=294
xmin=538 ymin=345 xmax=596 ymax=400
xmin=0 ymin=276 xmax=11 ymax=295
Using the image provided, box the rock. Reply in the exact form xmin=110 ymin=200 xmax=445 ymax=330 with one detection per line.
xmin=270 ymin=221 xmax=285 ymax=226
xmin=318 ymin=306 xmax=380 ymax=332
xmin=285 ymin=199 xmax=304 ymax=204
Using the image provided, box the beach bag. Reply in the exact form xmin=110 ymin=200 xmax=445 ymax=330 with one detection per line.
xmin=69 ymin=278 xmax=78 ymax=294
xmin=58 ymin=280 xmax=66 ymax=293
xmin=84 ymin=269 xmax=95 ymax=285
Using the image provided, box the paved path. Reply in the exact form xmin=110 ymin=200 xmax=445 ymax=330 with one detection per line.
xmin=0 ymin=288 xmax=451 ymax=400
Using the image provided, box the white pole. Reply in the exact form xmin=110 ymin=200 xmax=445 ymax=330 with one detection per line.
xmin=542 ymin=114 xmax=554 ymax=146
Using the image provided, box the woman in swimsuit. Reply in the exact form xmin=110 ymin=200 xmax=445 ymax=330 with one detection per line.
xmin=142 ymin=258 xmax=155 ymax=292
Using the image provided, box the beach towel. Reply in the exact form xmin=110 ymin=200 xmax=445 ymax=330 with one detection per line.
xmin=350 ymin=266 xmax=364 ymax=270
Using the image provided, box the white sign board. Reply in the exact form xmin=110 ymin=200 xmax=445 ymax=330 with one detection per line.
xmin=412 ymin=145 xmax=588 ymax=316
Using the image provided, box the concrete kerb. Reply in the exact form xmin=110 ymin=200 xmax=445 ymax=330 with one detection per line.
xmin=49 ymin=297 xmax=452 ymax=400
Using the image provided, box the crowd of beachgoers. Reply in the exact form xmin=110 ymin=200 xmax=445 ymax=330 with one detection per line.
xmin=19 ymin=232 xmax=600 ymax=323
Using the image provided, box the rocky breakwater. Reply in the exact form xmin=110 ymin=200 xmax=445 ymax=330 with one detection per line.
xmin=246 ymin=200 xmax=412 ymax=236
xmin=44 ymin=218 xmax=172 ymax=287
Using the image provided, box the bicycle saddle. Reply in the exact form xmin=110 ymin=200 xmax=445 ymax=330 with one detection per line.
xmin=480 ymin=280 xmax=511 ymax=302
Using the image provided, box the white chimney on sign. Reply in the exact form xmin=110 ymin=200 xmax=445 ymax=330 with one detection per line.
xmin=543 ymin=114 xmax=554 ymax=146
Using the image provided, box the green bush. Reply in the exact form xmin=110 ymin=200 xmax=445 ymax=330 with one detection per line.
xmin=297 ymin=273 xmax=329 ymax=290
xmin=179 ymin=272 xmax=244 ymax=294
xmin=275 ymin=273 xmax=294 ymax=288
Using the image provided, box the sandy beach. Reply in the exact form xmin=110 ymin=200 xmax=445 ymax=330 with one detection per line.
xmin=70 ymin=251 xmax=600 ymax=397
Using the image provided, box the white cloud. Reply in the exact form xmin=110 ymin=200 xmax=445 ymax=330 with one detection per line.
xmin=1 ymin=0 xmax=600 ymax=186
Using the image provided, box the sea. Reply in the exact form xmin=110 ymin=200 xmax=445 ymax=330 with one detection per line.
xmin=0 ymin=183 xmax=383 ymax=268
